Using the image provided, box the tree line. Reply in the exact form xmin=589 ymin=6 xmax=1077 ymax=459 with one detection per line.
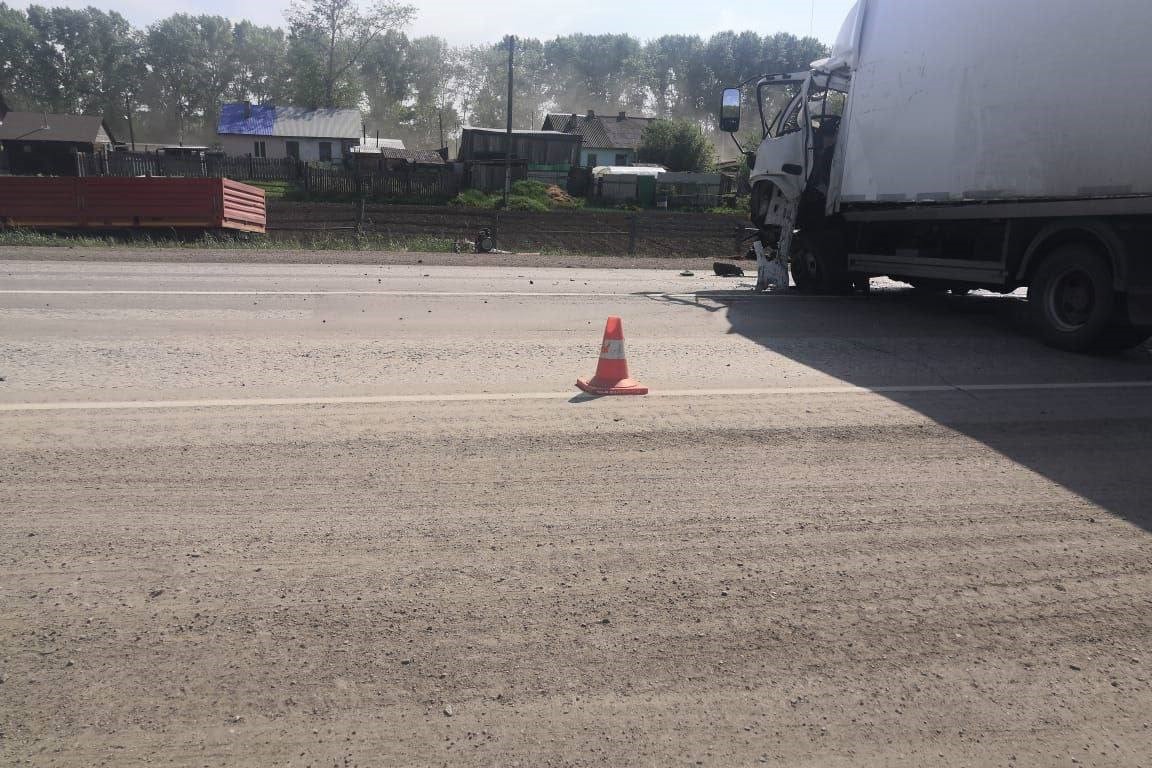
xmin=0 ymin=0 xmax=827 ymax=150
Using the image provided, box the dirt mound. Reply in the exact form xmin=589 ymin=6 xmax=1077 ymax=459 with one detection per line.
xmin=545 ymin=184 xmax=576 ymax=207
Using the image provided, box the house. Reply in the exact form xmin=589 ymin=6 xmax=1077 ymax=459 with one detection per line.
xmin=0 ymin=109 xmax=117 ymax=176
xmin=217 ymin=102 xmax=361 ymax=162
xmin=541 ymin=110 xmax=656 ymax=168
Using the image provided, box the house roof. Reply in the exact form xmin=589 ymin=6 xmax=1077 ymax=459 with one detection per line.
xmin=353 ymin=146 xmax=446 ymax=164
xmin=462 ymin=127 xmax=581 ymax=139
xmin=0 ymin=112 xmax=114 ymax=144
xmin=380 ymin=147 xmax=446 ymax=164
xmin=217 ymin=103 xmax=361 ymax=139
xmin=356 ymin=136 xmax=405 ymax=150
xmin=541 ymin=111 xmax=656 ymax=150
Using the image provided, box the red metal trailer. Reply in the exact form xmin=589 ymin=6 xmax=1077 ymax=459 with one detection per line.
xmin=0 ymin=177 xmax=266 ymax=234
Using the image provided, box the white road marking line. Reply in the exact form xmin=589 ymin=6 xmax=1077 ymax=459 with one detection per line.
xmin=0 ymin=289 xmax=830 ymax=299
xmin=2 ymin=380 xmax=1150 ymax=412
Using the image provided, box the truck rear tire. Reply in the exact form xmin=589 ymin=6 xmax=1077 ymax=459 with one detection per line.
xmin=1028 ymin=244 xmax=1115 ymax=352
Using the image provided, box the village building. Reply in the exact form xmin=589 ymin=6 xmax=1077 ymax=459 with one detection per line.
xmin=0 ymin=107 xmax=116 ymax=176
xmin=350 ymin=143 xmax=448 ymax=173
xmin=541 ymin=110 xmax=656 ymax=168
xmin=216 ymin=103 xmax=361 ymax=162
xmin=456 ymin=127 xmax=583 ymax=190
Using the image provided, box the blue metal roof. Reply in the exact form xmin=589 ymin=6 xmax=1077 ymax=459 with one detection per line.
xmin=217 ymin=103 xmax=361 ymax=139
xmin=218 ymin=103 xmax=276 ymax=136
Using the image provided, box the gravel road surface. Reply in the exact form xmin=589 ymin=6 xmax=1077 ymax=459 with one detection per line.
xmin=2 ymin=257 xmax=1151 ymax=767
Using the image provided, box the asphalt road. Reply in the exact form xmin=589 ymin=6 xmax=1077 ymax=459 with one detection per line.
xmin=2 ymin=257 xmax=1151 ymax=767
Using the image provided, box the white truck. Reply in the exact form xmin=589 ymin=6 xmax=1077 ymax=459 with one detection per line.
xmin=720 ymin=0 xmax=1152 ymax=351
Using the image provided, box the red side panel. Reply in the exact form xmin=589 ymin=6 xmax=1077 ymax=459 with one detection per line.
xmin=221 ymin=178 xmax=267 ymax=233
xmin=80 ymin=177 xmax=220 ymax=228
xmin=0 ymin=177 xmax=82 ymax=226
xmin=0 ymin=176 xmax=266 ymax=233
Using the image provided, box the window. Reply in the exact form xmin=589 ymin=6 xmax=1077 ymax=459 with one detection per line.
xmin=587 ymin=153 xmax=598 ymax=167
xmin=615 ymin=153 xmax=628 ymax=166
xmin=757 ymin=80 xmax=803 ymax=138
xmin=253 ymin=140 xmax=266 ymax=158
xmin=285 ymin=141 xmax=300 ymax=160
xmin=319 ymin=141 xmax=332 ymax=162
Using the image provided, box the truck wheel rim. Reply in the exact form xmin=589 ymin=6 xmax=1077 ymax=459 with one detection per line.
xmin=1047 ymin=269 xmax=1095 ymax=331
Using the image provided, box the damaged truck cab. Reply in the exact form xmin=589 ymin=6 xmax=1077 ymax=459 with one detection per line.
xmin=722 ymin=0 xmax=1152 ymax=352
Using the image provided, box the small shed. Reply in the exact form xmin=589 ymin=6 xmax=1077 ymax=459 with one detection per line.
xmin=592 ymin=165 xmax=664 ymax=202
xmin=350 ymin=146 xmax=448 ymax=173
xmin=458 ymin=128 xmax=581 ymax=168
xmin=0 ymin=112 xmax=116 ymax=176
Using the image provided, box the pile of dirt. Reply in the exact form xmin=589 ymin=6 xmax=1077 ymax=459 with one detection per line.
xmin=545 ymin=184 xmax=577 ymax=207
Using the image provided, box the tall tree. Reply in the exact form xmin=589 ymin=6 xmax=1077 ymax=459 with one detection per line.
xmin=143 ymin=14 xmax=236 ymax=142
xmin=285 ymin=0 xmax=415 ymax=108
xmin=637 ymin=118 xmax=715 ymax=172
xmin=643 ymin=34 xmax=710 ymax=119
xmin=231 ymin=22 xmax=290 ymax=104
xmin=456 ymin=38 xmax=548 ymax=130
xmin=0 ymin=4 xmax=35 ymax=108
xmin=544 ymin=34 xmax=645 ymax=112
xmin=398 ymin=36 xmax=456 ymax=146
xmin=20 ymin=6 xmax=138 ymax=122
xmin=361 ymin=29 xmax=411 ymax=123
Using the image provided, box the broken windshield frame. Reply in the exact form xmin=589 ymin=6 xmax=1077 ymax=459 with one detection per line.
xmin=756 ymin=79 xmax=805 ymax=139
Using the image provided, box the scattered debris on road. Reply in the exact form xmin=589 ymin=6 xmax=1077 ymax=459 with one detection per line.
xmin=713 ymin=261 xmax=745 ymax=277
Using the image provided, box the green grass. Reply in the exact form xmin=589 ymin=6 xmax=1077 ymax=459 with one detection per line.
xmin=246 ymin=181 xmax=295 ymax=200
xmin=0 ymin=229 xmax=124 ymax=248
xmin=449 ymin=189 xmax=499 ymax=209
xmin=449 ymin=180 xmax=584 ymax=211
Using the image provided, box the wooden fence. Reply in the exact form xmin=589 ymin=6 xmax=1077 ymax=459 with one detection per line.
xmin=265 ymin=201 xmax=746 ymax=257
xmin=72 ymin=152 xmax=457 ymax=202
xmin=75 ymin=152 xmax=302 ymax=181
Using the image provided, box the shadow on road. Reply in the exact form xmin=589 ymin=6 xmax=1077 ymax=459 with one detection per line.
xmin=647 ymin=286 xmax=1152 ymax=532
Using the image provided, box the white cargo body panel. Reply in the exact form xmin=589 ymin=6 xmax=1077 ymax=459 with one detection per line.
xmin=833 ymin=0 xmax=1152 ymax=206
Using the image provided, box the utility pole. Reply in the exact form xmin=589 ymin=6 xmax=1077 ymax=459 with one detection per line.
xmin=503 ymin=35 xmax=515 ymax=207
xmin=125 ymin=94 xmax=136 ymax=151
xmin=438 ymin=110 xmax=445 ymax=151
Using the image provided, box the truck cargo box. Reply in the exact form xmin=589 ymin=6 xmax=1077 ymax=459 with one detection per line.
xmin=833 ymin=0 xmax=1152 ymax=206
xmin=0 ymin=177 xmax=266 ymax=233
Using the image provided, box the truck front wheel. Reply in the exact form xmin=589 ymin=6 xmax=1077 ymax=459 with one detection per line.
xmin=789 ymin=235 xmax=819 ymax=291
xmin=1028 ymin=244 xmax=1115 ymax=352
xmin=790 ymin=231 xmax=850 ymax=293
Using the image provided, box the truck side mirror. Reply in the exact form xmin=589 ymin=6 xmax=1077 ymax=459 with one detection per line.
xmin=719 ymin=88 xmax=741 ymax=133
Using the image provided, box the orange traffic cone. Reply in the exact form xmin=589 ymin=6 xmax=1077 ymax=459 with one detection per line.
xmin=576 ymin=316 xmax=648 ymax=395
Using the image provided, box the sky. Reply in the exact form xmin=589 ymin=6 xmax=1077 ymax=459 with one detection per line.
xmin=26 ymin=0 xmax=857 ymax=46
